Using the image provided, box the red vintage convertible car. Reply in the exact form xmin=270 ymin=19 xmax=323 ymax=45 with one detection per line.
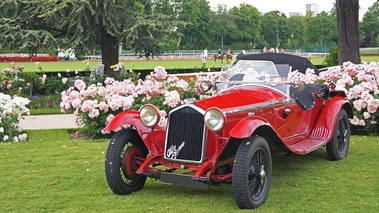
xmin=104 ymin=53 xmax=352 ymax=209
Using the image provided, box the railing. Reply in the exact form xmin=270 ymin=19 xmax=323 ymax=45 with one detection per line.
xmin=84 ymin=51 xmax=329 ymax=61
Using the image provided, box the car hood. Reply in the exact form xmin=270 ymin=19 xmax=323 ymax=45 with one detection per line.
xmin=195 ymin=85 xmax=287 ymax=112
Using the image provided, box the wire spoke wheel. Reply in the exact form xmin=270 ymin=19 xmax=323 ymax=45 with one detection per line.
xmin=105 ymin=129 xmax=148 ymax=195
xmin=121 ymin=143 xmax=144 ymax=184
xmin=248 ymin=150 xmax=267 ymax=200
xmin=327 ymin=109 xmax=350 ymax=161
xmin=233 ymin=136 xmax=272 ymax=209
xmin=336 ymin=118 xmax=348 ymax=155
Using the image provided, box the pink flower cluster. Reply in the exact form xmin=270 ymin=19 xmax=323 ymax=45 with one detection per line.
xmin=292 ymin=61 xmax=379 ymax=128
xmin=60 ymin=66 xmax=217 ymax=134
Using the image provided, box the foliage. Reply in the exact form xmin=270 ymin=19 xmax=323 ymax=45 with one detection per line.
xmin=261 ymin=11 xmax=288 ymax=48
xmin=60 ymin=66 xmax=218 ymax=139
xmin=2 ymin=0 xmax=378 ymax=56
xmin=0 ymin=93 xmax=30 ymax=142
xmin=0 ymin=1 xmax=56 ymax=56
xmin=28 ymin=94 xmax=61 ymax=110
xmin=360 ymin=2 xmax=379 ymax=47
xmin=292 ymin=61 xmax=379 ymax=134
xmin=305 ymin=11 xmax=337 ymax=49
xmin=174 ymin=0 xmax=212 ymax=49
xmin=322 ymin=46 xmax=338 ymax=66
xmin=0 ymin=0 xmax=187 ymax=76
xmin=286 ymin=16 xmax=306 ymax=49
xmin=0 ymin=62 xmax=31 ymax=97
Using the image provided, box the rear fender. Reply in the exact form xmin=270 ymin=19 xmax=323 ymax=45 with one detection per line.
xmin=105 ymin=111 xmax=166 ymax=154
xmin=229 ymin=116 xmax=270 ymax=139
xmin=310 ymin=97 xmax=353 ymax=140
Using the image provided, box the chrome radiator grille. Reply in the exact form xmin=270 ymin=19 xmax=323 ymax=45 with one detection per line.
xmin=165 ymin=106 xmax=205 ymax=163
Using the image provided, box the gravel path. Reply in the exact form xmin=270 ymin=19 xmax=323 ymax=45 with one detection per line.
xmin=19 ymin=114 xmax=79 ymax=130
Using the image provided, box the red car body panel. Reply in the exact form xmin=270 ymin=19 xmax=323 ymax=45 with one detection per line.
xmin=105 ymin=84 xmax=351 ymax=160
xmin=104 ymin=55 xmax=354 ymax=185
xmin=104 ymin=53 xmax=353 ymax=209
xmin=105 ymin=111 xmax=166 ymax=155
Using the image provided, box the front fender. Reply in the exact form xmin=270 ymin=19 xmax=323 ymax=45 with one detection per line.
xmin=310 ymin=97 xmax=353 ymax=140
xmin=105 ymin=111 xmax=166 ymax=155
xmin=229 ymin=116 xmax=270 ymax=139
xmin=105 ymin=111 xmax=147 ymax=132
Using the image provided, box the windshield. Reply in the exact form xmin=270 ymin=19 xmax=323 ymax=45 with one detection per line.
xmin=219 ymin=60 xmax=280 ymax=81
xmin=216 ymin=60 xmax=289 ymax=94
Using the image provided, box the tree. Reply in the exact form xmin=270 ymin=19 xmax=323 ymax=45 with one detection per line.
xmin=0 ymin=1 xmax=56 ymax=56
xmin=208 ymin=4 xmax=235 ymax=51
xmin=0 ymin=0 xmax=184 ymax=77
xmin=360 ymin=2 xmax=379 ymax=47
xmin=336 ymin=0 xmax=360 ymax=64
xmin=261 ymin=11 xmax=288 ymax=49
xmin=229 ymin=4 xmax=263 ymax=50
xmin=305 ymin=12 xmax=337 ymax=50
xmin=287 ymin=16 xmax=305 ymax=49
xmin=177 ymin=0 xmax=213 ymax=49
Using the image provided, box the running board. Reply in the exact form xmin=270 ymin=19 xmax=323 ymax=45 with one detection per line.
xmin=288 ymin=138 xmax=327 ymax=155
xmin=161 ymin=172 xmax=208 ymax=190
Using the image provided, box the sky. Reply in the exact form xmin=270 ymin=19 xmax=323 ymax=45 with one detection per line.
xmin=208 ymin=0 xmax=377 ymax=17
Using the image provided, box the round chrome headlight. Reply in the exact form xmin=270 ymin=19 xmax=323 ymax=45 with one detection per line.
xmin=139 ymin=104 xmax=160 ymax=127
xmin=200 ymin=80 xmax=212 ymax=92
xmin=204 ymin=108 xmax=226 ymax=132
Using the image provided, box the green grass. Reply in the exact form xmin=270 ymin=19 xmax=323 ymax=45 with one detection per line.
xmin=1 ymin=131 xmax=378 ymax=212
xmin=0 ymin=59 xmax=224 ymax=73
xmin=29 ymin=108 xmax=64 ymax=115
xmin=1 ymin=56 xmax=379 ymax=73
xmin=309 ymin=56 xmax=379 ymax=66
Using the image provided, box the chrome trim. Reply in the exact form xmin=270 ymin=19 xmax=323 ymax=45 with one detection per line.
xmin=168 ymin=103 xmax=206 ymax=115
xmin=164 ymin=104 xmax=207 ymax=164
xmin=224 ymin=100 xmax=295 ymax=115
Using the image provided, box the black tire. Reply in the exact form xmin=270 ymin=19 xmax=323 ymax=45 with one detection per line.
xmin=232 ymin=136 xmax=272 ymax=209
xmin=326 ymin=109 xmax=350 ymax=161
xmin=105 ymin=129 xmax=148 ymax=195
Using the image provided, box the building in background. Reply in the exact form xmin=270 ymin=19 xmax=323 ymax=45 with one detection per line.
xmin=289 ymin=12 xmax=301 ymax=17
xmin=306 ymin=4 xmax=319 ymax=16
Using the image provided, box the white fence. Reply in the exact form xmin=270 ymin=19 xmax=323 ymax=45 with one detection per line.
xmin=85 ymin=51 xmax=329 ymax=61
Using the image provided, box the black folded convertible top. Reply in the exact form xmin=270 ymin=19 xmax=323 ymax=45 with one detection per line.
xmin=236 ymin=53 xmax=319 ymax=75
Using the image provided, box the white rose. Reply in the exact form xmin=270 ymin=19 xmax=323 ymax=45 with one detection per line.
xmin=62 ymin=78 xmax=68 ymax=84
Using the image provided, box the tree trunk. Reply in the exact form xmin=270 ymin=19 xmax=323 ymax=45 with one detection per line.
xmin=336 ymin=0 xmax=360 ymax=65
xmin=176 ymin=34 xmax=182 ymax=48
xmin=100 ymin=27 xmax=119 ymax=77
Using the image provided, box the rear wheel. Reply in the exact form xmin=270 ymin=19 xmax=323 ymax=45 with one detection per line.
xmin=232 ymin=136 xmax=272 ymax=209
xmin=327 ymin=109 xmax=350 ymax=161
xmin=105 ymin=129 xmax=148 ymax=194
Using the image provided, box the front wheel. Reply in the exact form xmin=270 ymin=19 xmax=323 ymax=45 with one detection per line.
xmin=105 ymin=129 xmax=148 ymax=195
xmin=326 ymin=109 xmax=350 ymax=161
xmin=232 ymin=136 xmax=272 ymax=209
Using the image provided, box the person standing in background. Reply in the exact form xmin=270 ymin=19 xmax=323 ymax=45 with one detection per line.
xmin=202 ymin=48 xmax=208 ymax=66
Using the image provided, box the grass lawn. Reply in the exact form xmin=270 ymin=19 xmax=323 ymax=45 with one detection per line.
xmin=1 ymin=56 xmax=379 ymax=73
xmin=1 ymin=131 xmax=378 ymax=212
xmin=0 ymin=59 xmax=224 ymax=73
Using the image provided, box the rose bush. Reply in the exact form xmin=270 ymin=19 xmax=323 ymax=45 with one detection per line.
xmin=291 ymin=61 xmax=379 ymax=134
xmin=0 ymin=93 xmax=30 ymax=142
xmin=1 ymin=62 xmax=31 ymax=97
xmin=60 ymin=66 xmax=218 ymax=139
